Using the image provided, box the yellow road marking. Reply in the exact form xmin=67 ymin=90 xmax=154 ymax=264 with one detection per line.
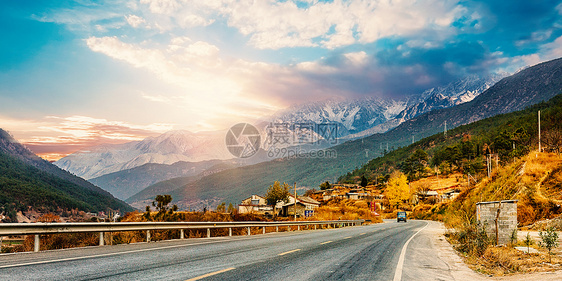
xmin=278 ymin=249 xmax=301 ymax=256
xmin=186 ymin=267 xmax=236 ymax=281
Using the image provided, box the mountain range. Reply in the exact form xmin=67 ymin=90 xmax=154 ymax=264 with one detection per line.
xmin=124 ymin=57 xmax=562 ymax=210
xmin=54 ymin=74 xmax=503 ymax=201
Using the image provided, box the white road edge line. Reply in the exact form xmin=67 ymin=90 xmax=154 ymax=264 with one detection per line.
xmin=393 ymin=222 xmax=429 ymax=281
xmin=278 ymin=249 xmax=301 ymax=256
xmin=320 ymin=241 xmax=332 ymax=245
xmin=185 ymin=267 xmax=236 ymax=281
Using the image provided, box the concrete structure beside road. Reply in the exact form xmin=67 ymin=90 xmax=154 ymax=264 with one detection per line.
xmin=476 ymin=200 xmax=517 ymax=245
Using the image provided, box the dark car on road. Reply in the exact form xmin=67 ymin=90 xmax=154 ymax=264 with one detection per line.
xmin=397 ymin=211 xmax=407 ymax=222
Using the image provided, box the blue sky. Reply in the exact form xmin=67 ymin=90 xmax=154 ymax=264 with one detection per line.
xmin=1 ymin=0 xmax=562 ymax=160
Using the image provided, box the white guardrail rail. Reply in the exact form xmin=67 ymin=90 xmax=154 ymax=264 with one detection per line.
xmin=0 ymin=220 xmax=364 ymax=252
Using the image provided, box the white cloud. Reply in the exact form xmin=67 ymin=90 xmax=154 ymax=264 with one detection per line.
xmin=509 ymin=35 xmax=562 ymax=72
xmin=343 ymin=51 xmax=368 ymax=66
xmin=515 ymin=30 xmax=553 ymax=46
xmin=132 ymin=0 xmax=468 ymax=50
xmin=85 ymin=36 xmax=284 ymax=129
xmin=125 ymin=14 xmax=147 ymax=28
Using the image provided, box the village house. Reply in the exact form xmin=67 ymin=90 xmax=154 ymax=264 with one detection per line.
xmin=280 ymin=194 xmax=321 ymax=217
xmin=238 ymin=195 xmax=274 ymax=216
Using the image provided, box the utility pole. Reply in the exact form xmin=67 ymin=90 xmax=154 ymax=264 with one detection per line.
xmin=486 ymin=154 xmax=491 ymax=178
xmin=294 ymin=182 xmax=297 ymax=221
xmin=538 ymin=110 xmax=541 ymax=152
xmin=436 ymin=166 xmax=440 ymax=189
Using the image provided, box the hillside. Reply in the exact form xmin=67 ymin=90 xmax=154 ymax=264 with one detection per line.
xmin=88 ymin=159 xmax=229 ymax=200
xmin=0 ymin=129 xmax=133 ymax=221
xmin=128 ymin=57 xmax=562 ymax=209
xmin=341 ymin=93 xmax=562 ymax=183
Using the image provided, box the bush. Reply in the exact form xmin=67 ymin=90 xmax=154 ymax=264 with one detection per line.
xmin=449 ymin=220 xmax=490 ymax=257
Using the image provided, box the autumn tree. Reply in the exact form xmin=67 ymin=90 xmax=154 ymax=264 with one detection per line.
xmin=216 ymin=202 xmax=226 ymax=213
xmin=265 ymin=181 xmax=291 ymax=217
xmin=385 ymin=171 xmax=410 ymax=210
xmin=545 ymin=128 xmax=562 ymax=154
xmin=319 ymin=181 xmax=331 ymax=190
xmin=227 ymin=203 xmax=235 ymax=214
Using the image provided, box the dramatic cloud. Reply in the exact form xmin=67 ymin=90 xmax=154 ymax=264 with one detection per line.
xmin=0 ymin=115 xmax=173 ymax=161
xmin=2 ymin=0 xmax=562 ymax=159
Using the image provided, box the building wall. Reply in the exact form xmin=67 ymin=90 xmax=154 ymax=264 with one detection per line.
xmin=476 ymin=200 xmax=517 ymax=245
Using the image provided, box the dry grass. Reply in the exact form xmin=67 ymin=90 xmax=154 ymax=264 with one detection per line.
xmin=521 ymin=152 xmax=562 ymax=184
xmin=464 ymin=246 xmax=562 ymax=276
xmin=410 ymin=172 xmax=465 ymax=192
xmin=314 ymin=199 xmax=382 ymax=223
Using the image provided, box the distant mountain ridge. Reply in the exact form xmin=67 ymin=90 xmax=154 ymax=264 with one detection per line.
xmin=55 ymin=130 xmax=234 ymax=179
xmin=88 ymin=159 xmax=234 ymax=200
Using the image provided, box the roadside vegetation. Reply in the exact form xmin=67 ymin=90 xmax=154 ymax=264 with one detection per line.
xmin=336 ymin=93 xmax=562 ymax=276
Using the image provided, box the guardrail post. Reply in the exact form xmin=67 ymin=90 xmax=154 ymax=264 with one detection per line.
xmin=180 ymin=229 xmax=184 ymax=239
xmin=263 ymin=227 xmax=266 ymax=234
xmin=146 ymin=230 xmax=151 ymax=242
xmin=247 ymin=227 xmax=251 ymax=236
xmin=99 ymin=232 xmax=104 ymax=246
xmin=229 ymin=227 xmax=232 ymax=237
xmin=207 ymin=228 xmax=211 ymax=238
xmin=34 ymin=235 xmax=40 ymax=252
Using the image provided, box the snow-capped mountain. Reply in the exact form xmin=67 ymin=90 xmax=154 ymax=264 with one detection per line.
xmin=269 ymin=97 xmax=409 ymax=137
xmin=342 ymin=73 xmax=507 ymax=140
xmin=397 ymin=74 xmax=507 ymax=121
xmin=54 ymin=130 xmax=233 ymax=179
xmin=56 ymin=74 xmax=506 ymax=181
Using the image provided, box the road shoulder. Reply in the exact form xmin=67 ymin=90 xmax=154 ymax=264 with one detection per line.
xmin=423 ymin=220 xmax=562 ymax=281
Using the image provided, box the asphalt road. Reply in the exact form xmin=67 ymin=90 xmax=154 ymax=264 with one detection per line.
xmin=0 ymin=220 xmax=456 ymax=281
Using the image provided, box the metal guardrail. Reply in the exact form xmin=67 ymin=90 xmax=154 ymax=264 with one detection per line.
xmin=0 ymin=220 xmax=364 ymax=252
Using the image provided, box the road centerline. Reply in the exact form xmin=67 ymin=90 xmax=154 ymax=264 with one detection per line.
xmin=278 ymin=249 xmax=301 ymax=256
xmin=185 ymin=267 xmax=235 ymax=281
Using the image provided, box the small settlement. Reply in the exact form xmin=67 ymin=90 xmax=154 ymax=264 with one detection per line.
xmin=237 ymin=177 xmax=462 ymax=218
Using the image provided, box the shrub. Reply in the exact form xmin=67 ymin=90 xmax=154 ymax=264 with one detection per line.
xmin=539 ymin=226 xmax=559 ymax=263
xmin=450 ymin=220 xmax=490 ymax=257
